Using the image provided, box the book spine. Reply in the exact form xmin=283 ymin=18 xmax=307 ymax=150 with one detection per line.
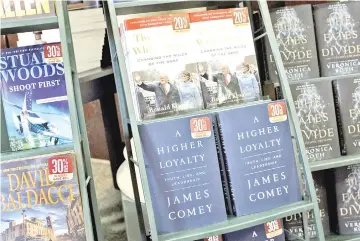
xmin=213 ymin=115 xmax=233 ymax=215
xmin=216 ymin=114 xmax=237 ymax=216
xmin=332 ymin=80 xmax=347 ymax=155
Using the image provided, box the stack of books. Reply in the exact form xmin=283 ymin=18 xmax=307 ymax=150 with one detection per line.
xmin=69 ymin=8 xmax=106 ymax=73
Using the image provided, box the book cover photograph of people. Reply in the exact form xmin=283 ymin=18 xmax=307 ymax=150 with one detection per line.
xmin=131 ymin=57 xmax=261 ymax=120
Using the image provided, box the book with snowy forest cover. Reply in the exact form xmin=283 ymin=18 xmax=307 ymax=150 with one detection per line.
xmin=189 ymin=8 xmax=261 ymax=109
xmin=0 ymin=152 xmax=87 ymax=241
xmin=283 ymin=171 xmax=330 ymax=240
xmin=138 ymin=114 xmax=227 ymax=234
xmin=313 ymin=2 xmax=360 ymax=77
xmin=333 ymin=76 xmax=360 ymax=155
xmin=216 ymin=101 xmax=301 ymax=216
xmin=334 ymin=165 xmax=360 ymax=235
xmin=290 ymin=80 xmax=341 ymax=161
xmin=266 ymin=5 xmax=320 ymax=82
xmin=223 ymin=220 xmax=285 ymax=241
xmin=1 ymin=44 xmax=72 ymax=151
xmin=123 ymin=13 xmax=205 ymax=120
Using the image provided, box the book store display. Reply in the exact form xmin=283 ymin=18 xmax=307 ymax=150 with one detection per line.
xmin=1 ymin=1 xmax=102 ymax=241
xmin=103 ymin=0 xmax=358 ymax=241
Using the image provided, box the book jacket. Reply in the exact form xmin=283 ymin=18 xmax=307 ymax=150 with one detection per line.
xmin=314 ymin=2 xmax=360 ymax=77
xmin=138 ymin=114 xmax=227 ymax=234
xmin=284 ymin=171 xmax=330 ymax=240
xmin=0 ymin=0 xmax=56 ymax=21
xmin=266 ymin=5 xmax=319 ymax=82
xmin=290 ymin=81 xmax=341 ymax=161
xmin=1 ymin=44 xmax=73 ymax=151
xmin=223 ymin=220 xmax=285 ymax=241
xmin=0 ymin=152 xmax=87 ymax=241
xmin=335 ymin=165 xmax=360 ymax=235
xmin=190 ymin=8 xmax=262 ymax=108
xmin=333 ymin=76 xmax=360 ymax=155
xmin=123 ymin=13 xmax=204 ymax=120
xmin=216 ymin=101 xmax=301 ymax=216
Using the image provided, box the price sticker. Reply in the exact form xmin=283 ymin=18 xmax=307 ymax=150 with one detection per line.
xmin=204 ymin=235 xmax=222 ymax=241
xmin=264 ymin=219 xmax=283 ymax=239
xmin=48 ymin=156 xmax=73 ymax=182
xmin=171 ymin=13 xmax=190 ymax=31
xmin=268 ymin=101 xmax=287 ymax=123
xmin=44 ymin=43 xmax=63 ymax=63
xmin=232 ymin=8 xmax=249 ymax=26
xmin=190 ymin=117 xmax=211 ymax=139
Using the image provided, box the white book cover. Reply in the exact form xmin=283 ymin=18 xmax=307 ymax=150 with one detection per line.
xmin=123 ymin=13 xmax=204 ymax=120
xmin=190 ymin=8 xmax=261 ymax=109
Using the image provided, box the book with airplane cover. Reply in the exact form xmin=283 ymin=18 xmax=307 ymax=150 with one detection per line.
xmin=290 ymin=80 xmax=341 ymax=161
xmin=266 ymin=4 xmax=320 ymax=82
xmin=216 ymin=101 xmax=301 ymax=216
xmin=223 ymin=220 xmax=285 ymax=241
xmin=0 ymin=152 xmax=87 ymax=241
xmin=189 ymin=8 xmax=262 ymax=109
xmin=313 ymin=2 xmax=360 ymax=77
xmin=1 ymin=44 xmax=72 ymax=151
xmin=123 ymin=13 xmax=205 ymax=120
xmin=0 ymin=0 xmax=56 ymax=21
xmin=138 ymin=114 xmax=227 ymax=234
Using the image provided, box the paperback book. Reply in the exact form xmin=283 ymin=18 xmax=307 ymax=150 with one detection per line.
xmin=216 ymin=101 xmax=301 ymax=216
xmin=138 ymin=114 xmax=227 ymax=234
xmin=123 ymin=13 xmax=204 ymax=120
xmin=333 ymin=76 xmax=360 ymax=155
xmin=313 ymin=2 xmax=360 ymax=77
xmin=223 ymin=220 xmax=285 ymax=241
xmin=190 ymin=8 xmax=261 ymax=108
xmin=290 ymin=80 xmax=341 ymax=162
xmin=284 ymin=171 xmax=330 ymax=240
xmin=1 ymin=44 xmax=73 ymax=151
xmin=0 ymin=152 xmax=87 ymax=241
xmin=334 ymin=165 xmax=360 ymax=235
xmin=0 ymin=0 xmax=56 ymax=21
xmin=266 ymin=5 xmax=320 ymax=82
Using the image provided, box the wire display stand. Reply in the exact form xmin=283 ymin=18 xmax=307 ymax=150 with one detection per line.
xmin=104 ymin=1 xmax=360 ymax=241
xmin=0 ymin=1 xmax=103 ymax=241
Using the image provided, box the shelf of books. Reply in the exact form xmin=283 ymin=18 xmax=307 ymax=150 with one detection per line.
xmin=104 ymin=0 xmax=360 ymax=240
xmin=105 ymin=0 xmax=360 ymax=240
xmin=1 ymin=1 xmax=102 ymax=241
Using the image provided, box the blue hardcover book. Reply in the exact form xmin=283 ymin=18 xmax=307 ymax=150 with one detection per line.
xmin=1 ymin=44 xmax=72 ymax=151
xmin=223 ymin=220 xmax=285 ymax=241
xmin=217 ymin=101 xmax=302 ymax=216
xmin=138 ymin=114 xmax=227 ymax=234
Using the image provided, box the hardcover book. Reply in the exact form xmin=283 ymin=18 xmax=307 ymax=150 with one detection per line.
xmin=190 ymin=8 xmax=262 ymax=108
xmin=266 ymin=5 xmax=320 ymax=82
xmin=334 ymin=164 xmax=360 ymax=235
xmin=313 ymin=2 xmax=360 ymax=77
xmin=284 ymin=171 xmax=330 ymax=240
xmin=138 ymin=114 xmax=227 ymax=234
xmin=0 ymin=152 xmax=87 ymax=241
xmin=216 ymin=101 xmax=301 ymax=216
xmin=0 ymin=0 xmax=56 ymax=21
xmin=223 ymin=220 xmax=285 ymax=241
xmin=333 ymin=76 xmax=360 ymax=155
xmin=123 ymin=13 xmax=204 ymax=120
xmin=290 ymin=81 xmax=341 ymax=161
xmin=1 ymin=44 xmax=72 ymax=152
